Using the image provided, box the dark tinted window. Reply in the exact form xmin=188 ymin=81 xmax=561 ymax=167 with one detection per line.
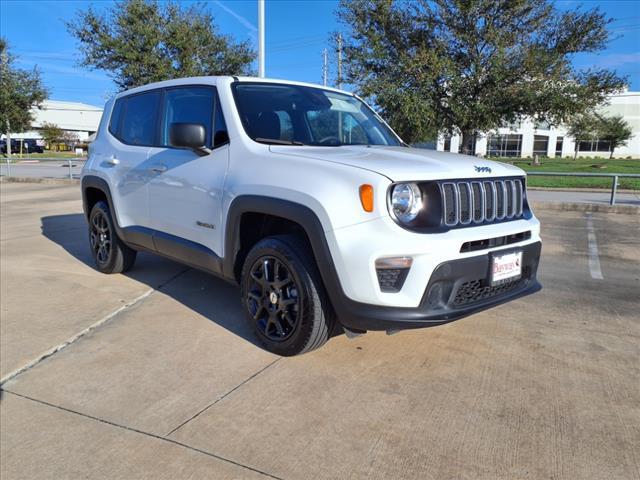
xmin=213 ymin=95 xmax=229 ymax=147
xmin=109 ymin=98 xmax=124 ymax=137
xmin=232 ymin=83 xmax=401 ymax=147
xmin=120 ymin=91 xmax=160 ymax=146
xmin=161 ymin=87 xmax=215 ymax=147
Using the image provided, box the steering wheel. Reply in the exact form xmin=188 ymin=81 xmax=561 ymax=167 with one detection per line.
xmin=318 ymin=136 xmax=341 ymax=145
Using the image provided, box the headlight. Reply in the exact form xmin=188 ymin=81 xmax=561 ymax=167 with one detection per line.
xmin=390 ymin=183 xmax=423 ymax=223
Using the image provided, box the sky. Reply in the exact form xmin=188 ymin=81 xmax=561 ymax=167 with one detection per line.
xmin=1 ymin=0 xmax=639 ymax=107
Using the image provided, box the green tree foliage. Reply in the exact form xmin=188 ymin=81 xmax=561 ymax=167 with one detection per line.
xmin=596 ymin=114 xmax=633 ymax=159
xmin=67 ymin=0 xmax=255 ymax=91
xmin=0 ymin=38 xmax=48 ymax=152
xmin=338 ymin=0 xmax=627 ymax=152
xmin=567 ymin=114 xmax=598 ymax=159
xmin=40 ymin=122 xmax=64 ymax=150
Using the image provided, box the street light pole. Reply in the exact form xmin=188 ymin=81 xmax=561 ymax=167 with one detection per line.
xmin=258 ymin=0 xmax=265 ymax=78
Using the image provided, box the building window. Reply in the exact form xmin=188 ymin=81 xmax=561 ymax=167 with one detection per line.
xmin=533 ymin=135 xmax=549 ymax=157
xmin=555 ymin=136 xmax=563 ymax=157
xmin=500 ymin=120 xmax=521 ymax=131
xmin=443 ymin=135 xmax=451 ymax=152
xmin=487 ymin=134 xmax=522 ymax=157
xmin=578 ymin=139 xmax=611 ymax=152
xmin=534 ymin=119 xmax=551 ymax=130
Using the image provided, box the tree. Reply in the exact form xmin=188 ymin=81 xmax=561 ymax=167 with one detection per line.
xmin=40 ymin=122 xmax=63 ymax=151
xmin=596 ymin=114 xmax=632 ymax=159
xmin=337 ymin=0 xmax=627 ymax=153
xmin=67 ymin=0 xmax=255 ymax=91
xmin=0 ymin=38 xmax=48 ymax=158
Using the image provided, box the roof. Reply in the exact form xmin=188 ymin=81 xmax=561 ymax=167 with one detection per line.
xmin=115 ymin=75 xmax=353 ymax=99
xmin=29 ymin=100 xmax=103 ymax=132
xmin=34 ymin=100 xmax=103 ymax=112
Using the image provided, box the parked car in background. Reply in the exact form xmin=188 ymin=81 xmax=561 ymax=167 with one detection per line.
xmin=0 ymin=139 xmax=44 ymax=154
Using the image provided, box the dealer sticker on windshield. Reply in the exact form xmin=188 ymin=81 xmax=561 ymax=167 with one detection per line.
xmin=490 ymin=250 xmax=523 ymax=286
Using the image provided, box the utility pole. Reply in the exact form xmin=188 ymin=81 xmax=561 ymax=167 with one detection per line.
xmin=1 ymin=48 xmax=11 ymax=176
xmin=258 ymin=0 xmax=265 ymax=78
xmin=336 ymin=32 xmax=343 ymax=90
xmin=322 ymin=48 xmax=328 ymax=86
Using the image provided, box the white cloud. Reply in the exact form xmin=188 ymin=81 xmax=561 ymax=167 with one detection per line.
xmin=213 ymin=0 xmax=257 ymax=42
xmin=585 ymin=52 xmax=640 ymax=68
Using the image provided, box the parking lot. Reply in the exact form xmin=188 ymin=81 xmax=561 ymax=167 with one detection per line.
xmin=1 ymin=182 xmax=639 ymax=479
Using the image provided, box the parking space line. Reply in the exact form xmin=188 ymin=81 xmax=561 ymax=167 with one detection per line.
xmin=165 ymin=358 xmax=282 ymax=437
xmin=0 ymin=268 xmax=189 ymax=386
xmin=585 ymin=212 xmax=604 ymax=280
xmin=1 ymin=390 xmax=283 ymax=480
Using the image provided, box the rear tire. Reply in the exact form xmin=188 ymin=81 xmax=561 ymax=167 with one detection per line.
xmin=88 ymin=201 xmax=136 ymax=274
xmin=240 ymin=235 xmax=333 ymax=356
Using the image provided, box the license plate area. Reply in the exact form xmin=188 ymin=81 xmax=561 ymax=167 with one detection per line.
xmin=490 ymin=249 xmax=523 ymax=286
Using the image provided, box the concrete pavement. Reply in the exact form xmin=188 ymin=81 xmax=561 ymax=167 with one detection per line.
xmin=1 ymin=183 xmax=639 ymax=479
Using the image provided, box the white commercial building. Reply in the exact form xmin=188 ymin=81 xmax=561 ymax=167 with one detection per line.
xmin=2 ymin=100 xmax=103 ymax=142
xmin=437 ymin=91 xmax=640 ymax=158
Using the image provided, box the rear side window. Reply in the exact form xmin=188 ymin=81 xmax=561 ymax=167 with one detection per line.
xmin=161 ymin=87 xmax=215 ymax=147
xmin=109 ymin=99 xmax=124 ymax=137
xmin=120 ymin=91 xmax=160 ymax=146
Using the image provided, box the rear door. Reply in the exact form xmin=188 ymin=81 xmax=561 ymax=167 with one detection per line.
xmin=95 ymin=90 xmax=161 ymax=229
xmin=146 ymin=85 xmax=229 ymax=257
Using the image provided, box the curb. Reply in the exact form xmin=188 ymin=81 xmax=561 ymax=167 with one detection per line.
xmin=528 ymin=186 xmax=638 ymax=194
xmin=530 ymin=200 xmax=639 ymax=215
xmin=0 ymin=176 xmax=80 ymax=185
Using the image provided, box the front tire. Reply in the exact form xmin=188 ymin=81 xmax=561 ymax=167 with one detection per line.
xmin=88 ymin=201 xmax=136 ymax=274
xmin=240 ymin=235 xmax=333 ymax=356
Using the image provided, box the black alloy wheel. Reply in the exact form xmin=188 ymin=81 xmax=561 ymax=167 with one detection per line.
xmin=89 ymin=209 xmax=112 ymax=266
xmin=247 ymin=255 xmax=300 ymax=342
xmin=240 ymin=235 xmax=333 ymax=356
xmin=88 ymin=201 xmax=137 ymax=274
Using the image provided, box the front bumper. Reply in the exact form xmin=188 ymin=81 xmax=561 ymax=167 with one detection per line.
xmin=334 ymin=241 xmax=541 ymax=332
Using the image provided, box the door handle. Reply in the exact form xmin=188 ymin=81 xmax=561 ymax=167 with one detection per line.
xmin=104 ymin=156 xmax=120 ymax=166
xmin=150 ymin=164 xmax=168 ymax=173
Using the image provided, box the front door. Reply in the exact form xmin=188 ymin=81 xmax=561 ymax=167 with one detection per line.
xmin=146 ymin=85 xmax=229 ymax=257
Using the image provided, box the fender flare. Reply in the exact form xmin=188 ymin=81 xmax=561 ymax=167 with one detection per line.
xmin=223 ymin=195 xmax=345 ymax=292
xmin=81 ymin=175 xmax=119 ymax=229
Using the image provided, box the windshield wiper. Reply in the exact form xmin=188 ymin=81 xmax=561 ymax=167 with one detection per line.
xmin=255 ymin=137 xmax=305 ymax=146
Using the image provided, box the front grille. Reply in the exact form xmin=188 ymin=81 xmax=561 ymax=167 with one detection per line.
xmin=442 ymin=178 xmax=525 ymax=228
xmin=453 ymin=278 xmax=523 ymax=306
xmin=453 ymin=266 xmax=531 ymax=306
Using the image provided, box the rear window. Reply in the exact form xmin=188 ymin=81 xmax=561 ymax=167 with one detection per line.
xmin=120 ymin=91 xmax=160 ymax=146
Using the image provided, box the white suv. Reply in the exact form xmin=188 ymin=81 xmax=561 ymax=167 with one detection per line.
xmin=82 ymin=76 xmax=541 ymax=356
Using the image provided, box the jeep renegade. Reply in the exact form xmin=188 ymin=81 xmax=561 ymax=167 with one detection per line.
xmin=82 ymin=77 xmax=542 ymax=356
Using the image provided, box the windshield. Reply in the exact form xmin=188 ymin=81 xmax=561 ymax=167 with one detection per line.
xmin=231 ymin=82 xmax=402 ymax=147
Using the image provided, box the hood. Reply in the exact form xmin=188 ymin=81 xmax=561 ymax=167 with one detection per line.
xmin=269 ymin=145 xmax=524 ymax=182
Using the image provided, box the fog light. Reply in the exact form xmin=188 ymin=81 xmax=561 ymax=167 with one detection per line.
xmin=375 ymin=257 xmax=412 ymax=292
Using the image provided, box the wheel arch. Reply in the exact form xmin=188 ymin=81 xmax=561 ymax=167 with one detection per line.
xmin=223 ymin=196 xmax=342 ymax=294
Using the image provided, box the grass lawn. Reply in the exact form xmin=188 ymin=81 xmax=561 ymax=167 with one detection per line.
xmin=493 ymin=157 xmax=640 ymax=190
xmin=1 ymin=151 xmax=84 ymax=160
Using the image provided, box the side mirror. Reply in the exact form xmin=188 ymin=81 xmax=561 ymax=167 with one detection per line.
xmin=169 ymin=123 xmax=212 ymax=156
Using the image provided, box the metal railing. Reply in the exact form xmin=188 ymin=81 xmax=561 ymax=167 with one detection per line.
xmin=526 ymin=172 xmax=640 ymax=205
